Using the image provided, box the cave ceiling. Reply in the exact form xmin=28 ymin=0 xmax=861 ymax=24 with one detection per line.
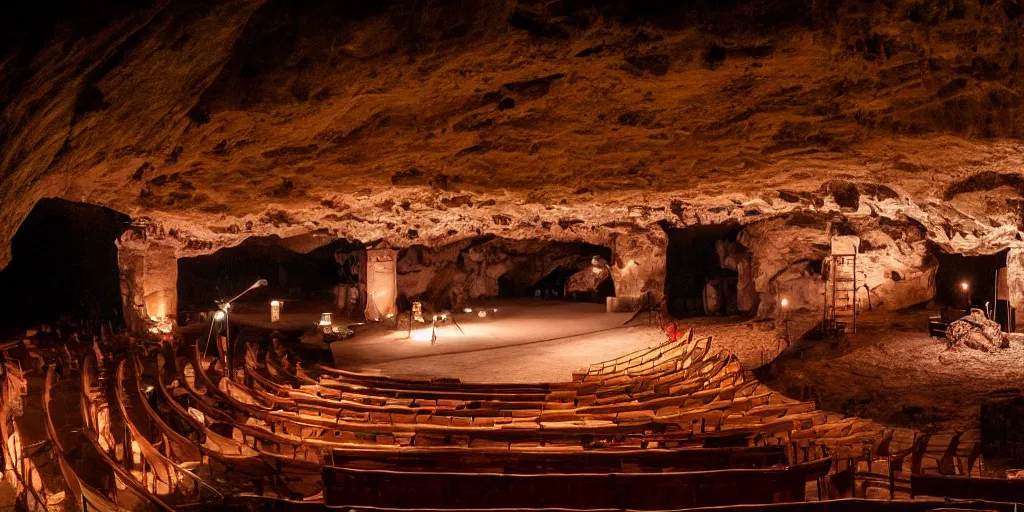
xmin=2 ymin=0 xmax=1024 ymax=266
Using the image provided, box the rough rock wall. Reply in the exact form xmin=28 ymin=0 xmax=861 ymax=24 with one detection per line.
xmin=395 ymin=236 xmax=606 ymax=308
xmin=1007 ymin=248 xmax=1024 ymax=328
xmin=117 ymin=228 xmax=179 ymax=330
xmin=733 ymin=206 xmax=936 ymax=319
xmin=3 ymin=0 xmax=1024 ymax=323
xmin=3 ymin=0 xmax=1024 ymax=268
xmin=611 ymin=230 xmax=667 ymax=302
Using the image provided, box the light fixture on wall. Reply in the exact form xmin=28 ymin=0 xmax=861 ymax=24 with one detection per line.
xmin=779 ymin=296 xmax=790 ymax=346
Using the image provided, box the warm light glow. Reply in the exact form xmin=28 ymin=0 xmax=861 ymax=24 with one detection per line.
xmin=463 ymin=308 xmax=473 ymax=313
xmin=780 ymin=298 xmax=789 ymax=308
xmin=441 ymin=314 xmax=447 ymax=321
xmin=961 ymin=281 xmax=969 ymax=291
xmin=214 ymin=311 xmax=225 ymax=321
xmin=478 ymin=310 xmax=487 ymax=318
xmin=432 ymin=315 xmax=438 ymax=322
xmin=319 ymin=313 xmax=333 ymax=326
xmin=270 ymin=300 xmax=282 ymax=322
xmin=411 ymin=328 xmax=433 ymax=342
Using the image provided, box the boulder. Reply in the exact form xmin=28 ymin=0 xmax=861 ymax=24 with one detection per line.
xmin=945 ymin=309 xmax=1010 ymax=352
xmin=703 ymin=281 xmax=722 ymax=315
xmin=566 ymin=266 xmax=610 ymax=296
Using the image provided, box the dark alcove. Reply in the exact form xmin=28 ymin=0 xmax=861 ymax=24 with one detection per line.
xmin=176 ymin=235 xmax=362 ymax=316
xmin=665 ymin=224 xmax=741 ymax=318
xmin=934 ymin=249 xmax=1008 ymax=312
xmin=0 ymin=198 xmax=130 ymax=333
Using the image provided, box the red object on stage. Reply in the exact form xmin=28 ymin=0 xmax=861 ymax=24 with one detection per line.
xmin=665 ymin=322 xmax=682 ymax=343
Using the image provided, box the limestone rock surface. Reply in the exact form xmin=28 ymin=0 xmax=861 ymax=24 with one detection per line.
xmin=2 ymin=0 xmax=1024 ymax=270
xmin=946 ymin=309 xmax=1010 ymax=352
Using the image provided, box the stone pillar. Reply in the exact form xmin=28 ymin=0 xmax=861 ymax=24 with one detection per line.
xmin=365 ymin=248 xmax=398 ymax=321
xmin=117 ymin=234 xmax=178 ymax=333
xmin=608 ymin=230 xmax=667 ymax=312
xmin=1007 ymin=248 xmax=1024 ymax=330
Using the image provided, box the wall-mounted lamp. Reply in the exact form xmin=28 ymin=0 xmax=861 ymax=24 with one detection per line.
xmin=270 ymin=300 xmax=282 ymax=323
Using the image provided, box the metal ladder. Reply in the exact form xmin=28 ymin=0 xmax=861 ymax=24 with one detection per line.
xmin=825 ymin=251 xmax=857 ymax=335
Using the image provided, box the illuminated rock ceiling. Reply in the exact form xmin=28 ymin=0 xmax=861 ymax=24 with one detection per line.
xmin=2 ymin=0 xmax=1024 ymax=268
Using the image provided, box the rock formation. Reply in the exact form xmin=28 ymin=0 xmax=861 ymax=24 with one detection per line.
xmin=2 ymin=0 xmax=1024 ymax=323
xmin=946 ymin=309 xmax=1011 ymax=352
xmin=395 ymin=237 xmax=605 ymax=308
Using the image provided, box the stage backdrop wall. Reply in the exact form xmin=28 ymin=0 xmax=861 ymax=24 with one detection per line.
xmin=365 ymin=248 xmax=398 ymax=321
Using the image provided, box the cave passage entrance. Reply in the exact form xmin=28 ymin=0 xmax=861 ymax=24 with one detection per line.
xmin=665 ymin=224 xmax=741 ymax=318
xmin=934 ymin=249 xmax=1008 ymax=313
xmin=0 ymin=198 xmax=130 ymax=333
xmin=397 ymin=237 xmax=614 ymax=311
xmin=495 ymin=241 xmax=614 ymax=303
xmin=495 ymin=242 xmax=615 ymax=303
xmin=176 ymin=234 xmax=363 ymax=323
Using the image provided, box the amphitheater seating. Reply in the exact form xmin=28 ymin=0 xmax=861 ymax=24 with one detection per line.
xmin=0 ymin=321 xmax=1010 ymax=511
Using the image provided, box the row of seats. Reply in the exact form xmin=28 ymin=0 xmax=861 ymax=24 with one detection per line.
xmin=0 ymin=325 xmax=995 ymax=511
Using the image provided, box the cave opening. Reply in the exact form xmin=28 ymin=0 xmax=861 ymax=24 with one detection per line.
xmin=665 ymin=224 xmax=742 ymax=318
xmin=497 ymin=254 xmax=615 ymax=303
xmin=934 ymin=249 xmax=1009 ymax=316
xmin=492 ymin=242 xmax=613 ymax=302
xmin=397 ymin=237 xmax=613 ymax=310
xmin=0 ymin=198 xmax=130 ymax=334
xmin=176 ymin=234 xmax=363 ymax=324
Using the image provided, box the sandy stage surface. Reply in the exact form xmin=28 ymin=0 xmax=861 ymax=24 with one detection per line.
xmin=328 ymin=299 xmax=786 ymax=383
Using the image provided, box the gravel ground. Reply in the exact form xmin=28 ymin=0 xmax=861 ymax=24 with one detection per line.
xmin=761 ymin=308 xmax=1024 ymax=431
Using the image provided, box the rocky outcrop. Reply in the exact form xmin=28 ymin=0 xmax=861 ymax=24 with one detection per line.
xmin=716 ymin=240 xmax=757 ymax=315
xmin=610 ymin=231 xmax=667 ymax=303
xmin=946 ymin=309 xmax=1010 ymax=352
xmin=566 ymin=256 xmax=611 ymax=296
xmin=117 ymin=227 xmax=179 ymax=330
xmin=395 ymin=237 xmax=605 ymax=308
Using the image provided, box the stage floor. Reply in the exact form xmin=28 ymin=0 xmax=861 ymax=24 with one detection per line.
xmin=330 ymin=299 xmax=660 ymax=383
xmin=217 ymin=297 xmax=788 ymax=383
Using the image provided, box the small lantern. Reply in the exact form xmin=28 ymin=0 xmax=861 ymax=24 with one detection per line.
xmin=270 ymin=300 xmax=282 ymax=323
xmin=319 ymin=313 xmax=333 ymax=333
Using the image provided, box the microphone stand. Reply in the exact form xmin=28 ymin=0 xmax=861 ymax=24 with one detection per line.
xmin=204 ymin=279 xmax=267 ymax=380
